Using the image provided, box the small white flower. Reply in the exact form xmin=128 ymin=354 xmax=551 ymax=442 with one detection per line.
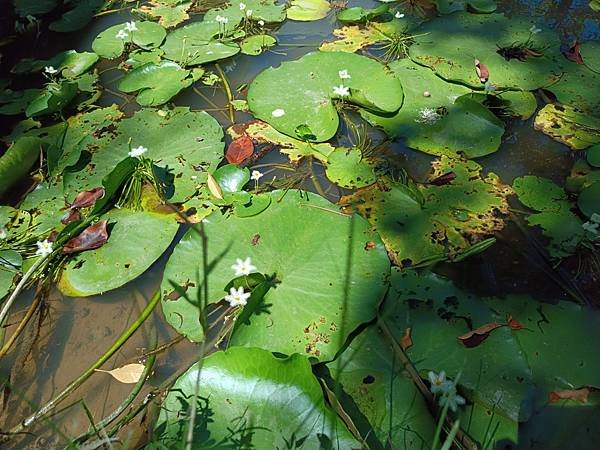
xmin=224 ymin=286 xmax=251 ymax=307
xmin=529 ymin=25 xmax=542 ymax=34
xmin=338 ymin=69 xmax=351 ymax=79
xmin=333 ymin=84 xmax=350 ymax=97
xmin=428 ymin=371 xmax=452 ymax=395
xmin=395 ymin=12 xmax=405 ymax=18
xmin=582 ymin=221 xmax=599 ymax=235
xmin=239 ymin=2 xmax=246 ymax=10
xmin=44 ymin=66 xmax=58 ymax=75
xmin=128 ymin=145 xmax=148 ymax=157
xmin=35 ymin=239 xmax=53 ymax=257
xmin=215 ymin=15 xmax=229 ymax=24
xmin=258 ymin=20 xmax=265 ymax=26
xmin=271 ymin=108 xmax=285 ymax=117
xmin=251 ymin=170 xmax=264 ymax=181
xmin=439 ymin=388 xmax=466 ymax=412
xmin=416 ymin=107 xmax=441 ymax=125
xmin=124 ymin=21 xmax=137 ymax=32
xmin=231 ymin=257 xmax=257 ymax=276
xmin=246 ymin=9 xmax=253 ymax=17
xmin=0 ymin=227 xmax=7 ymax=239
xmin=590 ymin=213 xmax=600 ymax=224
xmin=116 ymin=29 xmax=129 ymax=40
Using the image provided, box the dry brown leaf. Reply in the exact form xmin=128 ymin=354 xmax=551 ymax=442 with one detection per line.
xmin=207 ymin=171 xmax=223 ymax=200
xmin=458 ymin=322 xmax=501 ymax=348
xmin=400 ymin=327 xmax=413 ymax=351
xmin=226 ymin=135 xmax=254 ymax=164
xmin=95 ymin=363 xmax=145 ymax=384
xmin=507 ymin=314 xmax=524 ymax=330
xmin=62 ymin=220 xmax=109 ymax=254
xmin=69 ymin=187 xmax=105 ymax=210
xmin=549 ymin=387 xmax=590 ymax=404
xmin=474 ymin=59 xmax=490 ymax=83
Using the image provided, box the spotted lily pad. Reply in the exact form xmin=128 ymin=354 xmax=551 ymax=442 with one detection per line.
xmin=340 ymin=156 xmax=511 ymax=267
xmin=320 ymin=20 xmax=409 ymax=53
xmin=409 ymin=12 xmax=562 ymax=90
xmin=137 ymin=0 xmax=193 ymax=28
xmin=363 ymin=59 xmax=504 ymax=158
xmin=247 ymin=51 xmax=403 ymax=142
xmin=92 ymin=21 xmax=167 ymax=59
xmin=160 ymin=190 xmax=389 ymax=359
xmin=154 ymin=348 xmax=359 ymax=448
xmin=287 ymin=0 xmax=331 ymax=21
xmin=512 ymin=176 xmax=584 ymax=258
xmin=534 ymin=104 xmax=600 ymax=150
xmin=324 ymin=147 xmax=378 ymax=188
xmin=118 ymin=61 xmax=196 ymax=106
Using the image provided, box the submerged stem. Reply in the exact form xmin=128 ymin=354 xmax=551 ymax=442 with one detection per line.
xmin=215 ymin=63 xmax=235 ymax=125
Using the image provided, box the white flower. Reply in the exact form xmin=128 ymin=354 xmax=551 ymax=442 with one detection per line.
xmin=0 ymin=227 xmax=6 ymax=239
xmin=338 ymin=69 xmax=351 ymax=79
xmin=258 ymin=20 xmax=265 ymax=26
xmin=128 ymin=145 xmax=148 ymax=157
xmin=333 ymin=84 xmax=350 ymax=97
xmin=590 ymin=213 xmax=600 ymax=224
xmin=239 ymin=2 xmax=246 ymax=10
xmin=251 ymin=170 xmax=264 ymax=181
xmin=439 ymin=387 xmax=466 ymax=412
xmin=224 ymin=286 xmax=251 ymax=307
xmin=35 ymin=239 xmax=53 ymax=257
xmin=582 ymin=221 xmax=599 ymax=235
xmin=395 ymin=12 xmax=405 ymax=18
xmin=246 ymin=9 xmax=253 ymax=17
xmin=416 ymin=107 xmax=441 ymax=125
xmin=529 ymin=25 xmax=542 ymax=34
xmin=231 ymin=257 xmax=257 ymax=276
xmin=116 ymin=29 xmax=129 ymax=40
xmin=44 ymin=66 xmax=58 ymax=75
xmin=271 ymin=108 xmax=285 ymax=117
xmin=124 ymin=21 xmax=137 ymax=32
xmin=428 ymin=371 xmax=452 ymax=395
xmin=215 ymin=15 xmax=229 ymax=24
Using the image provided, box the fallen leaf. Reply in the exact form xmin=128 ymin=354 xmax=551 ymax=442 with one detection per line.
xmin=549 ymin=387 xmax=590 ymax=404
xmin=226 ymin=135 xmax=254 ymax=164
xmin=364 ymin=241 xmax=376 ymax=251
xmin=458 ymin=322 xmax=501 ymax=348
xmin=400 ymin=327 xmax=413 ymax=351
xmin=61 ymin=209 xmax=81 ymax=225
xmin=207 ymin=171 xmax=223 ymax=200
xmin=69 ymin=187 xmax=105 ymax=210
xmin=507 ymin=314 xmax=524 ymax=330
xmin=474 ymin=59 xmax=490 ymax=83
xmin=429 ymin=172 xmax=456 ymax=186
xmin=565 ymin=41 xmax=584 ymax=64
xmin=251 ymin=233 xmax=261 ymax=246
xmin=95 ymin=363 xmax=145 ymax=384
xmin=62 ymin=220 xmax=109 ymax=254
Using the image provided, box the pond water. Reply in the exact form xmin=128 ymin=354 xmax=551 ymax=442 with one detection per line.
xmin=0 ymin=0 xmax=599 ymax=449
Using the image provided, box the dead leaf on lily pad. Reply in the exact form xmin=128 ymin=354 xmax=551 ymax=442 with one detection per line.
xmin=226 ymin=135 xmax=254 ymax=164
xmin=62 ymin=220 xmax=109 ymax=254
xmin=565 ymin=41 xmax=584 ymax=64
xmin=95 ymin=363 xmax=145 ymax=384
xmin=69 ymin=187 xmax=105 ymax=210
xmin=400 ymin=327 xmax=413 ymax=351
xmin=507 ymin=314 xmax=524 ymax=330
xmin=474 ymin=59 xmax=490 ymax=83
xmin=458 ymin=322 xmax=501 ymax=347
xmin=207 ymin=171 xmax=224 ymax=200
xmin=549 ymin=387 xmax=590 ymax=404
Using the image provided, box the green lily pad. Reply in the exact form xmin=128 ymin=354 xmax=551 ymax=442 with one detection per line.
xmin=49 ymin=0 xmax=105 ymax=32
xmin=534 ymin=104 xmax=600 ymax=150
xmin=0 ymin=137 xmax=44 ymax=196
xmin=13 ymin=0 xmax=58 ymax=16
xmin=161 ymin=190 xmax=390 ymax=358
xmin=324 ymin=147 xmax=378 ymax=188
xmin=92 ymin=21 xmax=167 ymax=59
xmin=118 ymin=61 xmax=195 ymax=106
xmin=578 ymin=182 xmax=600 ymax=218
xmin=57 ymin=208 xmax=179 ymax=297
xmin=63 ymin=107 xmax=224 ymax=203
xmin=587 ymin=144 xmax=600 ymax=168
xmin=0 ymin=89 xmax=42 ymax=116
xmin=336 ymin=5 xmax=389 ymax=23
xmin=137 ymin=0 xmax=192 ymax=28
xmin=240 ymin=34 xmax=277 ymax=55
xmin=409 ymin=12 xmax=562 ymax=90
xmin=565 ymin=159 xmax=600 ymax=194
xmin=287 ymin=0 xmax=331 ymax=21
xmin=341 ymin=156 xmax=511 ymax=267
xmin=25 ymin=81 xmax=78 ymax=117
xmin=153 ymin=347 xmax=359 ymax=448
xmin=11 ymin=50 xmax=98 ymax=79
xmin=435 ymin=0 xmax=497 ymax=14
xmin=19 ymin=181 xmax=67 ymax=233
xmin=364 ymin=59 xmax=504 ymax=158
xmin=121 ymin=49 xmax=165 ymax=69
xmin=247 ymin=51 xmax=403 ymax=142
xmin=512 ymin=176 xmax=584 ymax=258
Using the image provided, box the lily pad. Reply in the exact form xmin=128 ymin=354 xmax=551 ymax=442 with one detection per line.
xmin=363 ymin=59 xmax=504 ymax=158
xmin=336 ymin=5 xmax=389 ymax=23
xmin=578 ymin=182 xmax=600 ymax=218
xmin=435 ymin=0 xmax=497 ymax=14
xmin=320 ymin=19 xmax=410 ymax=53
xmin=324 ymin=147 xmax=378 ymax=188
xmin=49 ymin=0 xmax=106 ymax=32
xmin=512 ymin=176 xmax=584 ymax=258
xmin=118 ymin=61 xmax=195 ymax=106
xmin=58 ymin=208 xmax=178 ymax=297
xmin=137 ymin=0 xmax=192 ymax=28
xmin=409 ymin=12 xmax=562 ymax=90
xmin=0 ymin=137 xmax=44 ymax=196
xmin=247 ymin=51 xmax=403 ymax=142
xmin=534 ymin=103 xmax=600 ymax=150
xmin=92 ymin=21 xmax=167 ymax=59
xmin=11 ymin=50 xmax=98 ymax=78
xmin=19 ymin=181 xmax=67 ymax=233
xmin=25 ymin=81 xmax=78 ymax=117
xmin=287 ymin=0 xmax=331 ymax=21
xmin=587 ymin=144 xmax=600 ymax=168
xmin=239 ymin=34 xmax=276 ymax=55
xmin=160 ymin=190 xmax=390 ymax=359
xmin=341 ymin=156 xmax=511 ymax=267
xmin=153 ymin=347 xmax=359 ymax=448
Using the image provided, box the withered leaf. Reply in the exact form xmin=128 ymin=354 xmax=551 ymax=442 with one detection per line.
xmin=400 ymin=327 xmax=413 ymax=351
xmin=549 ymin=387 xmax=590 ymax=404
xmin=95 ymin=363 xmax=145 ymax=384
xmin=507 ymin=314 xmax=524 ymax=330
xmin=565 ymin=41 xmax=584 ymax=64
xmin=458 ymin=322 xmax=501 ymax=348
xmin=62 ymin=220 xmax=109 ymax=254
xmin=474 ymin=59 xmax=490 ymax=83
xmin=207 ymin=172 xmax=223 ymax=200
xmin=70 ymin=187 xmax=105 ymax=210
xmin=61 ymin=209 xmax=81 ymax=225
xmin=429 ymin=172 xmax=456 ymax=186
xmin=225 ymin=135 xmax=254 ymax=164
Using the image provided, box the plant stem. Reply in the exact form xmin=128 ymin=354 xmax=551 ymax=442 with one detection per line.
xmin=2 ymin=289 xmax=162 ymax=442
xmin=0 ymin=286 xmax=44 ymax=358
xmin=215 ymin=63 xmax=235 ymax=124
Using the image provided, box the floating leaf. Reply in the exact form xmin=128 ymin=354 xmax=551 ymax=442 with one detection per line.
xmin=578 ymin=182 xmax=600 ymax=218
xmin=457 ymin=322 xmax=501 ymax=347
xmin=549 ymin=388 xmax=590 ymax=404
xmin=49 ymin=0 xmax=105 ymax=32
xmin=95 ymin=363 xmax=145 ymax=384
xmin=435 ymin=0 xmax=497 ymax=14
xmin=137 ymin=1 xmax=192 ymax=28
xmin=287 ymin=0 xmax=331 ymax=21
xmin=336 ymin=5 xmax=389 ymax=23
xmin=25 ymin=81 xmax=79 ymax=117
xmin=11 ymin=50 xmax=98 ymax=78
xmin=324 ymin=147 xmax=378 ymax=188
xmin=206 ymin=171 xmax=224 ymax=200
xmin=62 ymin=220 xmax=109 ymax=254
xmin=239 ymin=34 xmax=277 ymax=55
xmin=534 ymin=103 xmax=600 ymax=150
xmin=0 ymin=137 xmax=43 ymax=196
xmin=93 ymin=21 xmax=167 ymax=59
xmin=225 ymin=135 xmax=254 ymax=164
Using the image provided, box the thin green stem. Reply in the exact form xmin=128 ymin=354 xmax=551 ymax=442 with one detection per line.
xmin=215 ymin=63 xmax=235 ymax=124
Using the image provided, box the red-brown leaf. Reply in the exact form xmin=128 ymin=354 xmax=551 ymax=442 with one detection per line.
xmin=549 ymin=388 xmax=590 ymax=404
xmin=400 ymin=327 xmax=413 ymax=351
xmin=62 ymin=220 xmax=109 ymax=254
xmin=226 ymin=135 xmax=254 ymax=164
xmin=458 ymin=322 xmax=501 ymax=348
xmin=507 ymin=314 xmax=524 ymax=330
xmin=430 ymin=172 xmax=456 ymax=186
xmin=61 ymin=209 xmax=81 ymax=225
xmin=70 ymin=187 xmax=105 ymax=210
xmin=565 ymin=41 xmax=584 ymax=64
xmin=474 ymin=59 xmax=490 ymax=83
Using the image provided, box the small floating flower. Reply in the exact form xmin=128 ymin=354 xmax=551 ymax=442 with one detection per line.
xmin=416 ymin=107 xmax=441 ymax=125
xmin=423 ymin=90 xmax=431 ymax=97
xmin=251 ymin=170 xmax=264 ymax=181
xmin=395 ymin=12 xmax=405 ymax=18
xmin=529 ymin=25 xmax=542 ymax=34
xmin=215 ymin=15 xmax=229 ymax=24
xmin=338 ymin=69 xmax=351 ymax=79
xmin=582 ymin=221 xmax=599 ymax=235
xmin=258 ymin=20 xmax=265 ymax=27
xmin=428 ymin=371 xmax=452 ymax=395
xmin=116 ymin=29 xmax=129 ymax=40
xmin=44 ymin=66 xmax=58 ymax=75
xmin=271 ymin=108 xmax=285 ymax=117
xmin=231 ymin=257 xmax=257 ymax=276
xmin=439 ymin=387 xmax=466 ymax=412
xmin=333 ymin=84 xmax=350 ymax=97
xmin=35 ymin=239 xmax=53 ymax=257
xmin=128 ymin=145 xmax=148 ymax=157
xmin=0 ymin=227 xmax=6 ymax=239
xmin=125 ymin=21 xmax=137 ymax=32
xmin=239 ymin=2 xmax=246 ymax=10
xmin=246 ymin=9 xmax=253 ymax=17
xmin=224 ymin=286 xmax=251 ymax=307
